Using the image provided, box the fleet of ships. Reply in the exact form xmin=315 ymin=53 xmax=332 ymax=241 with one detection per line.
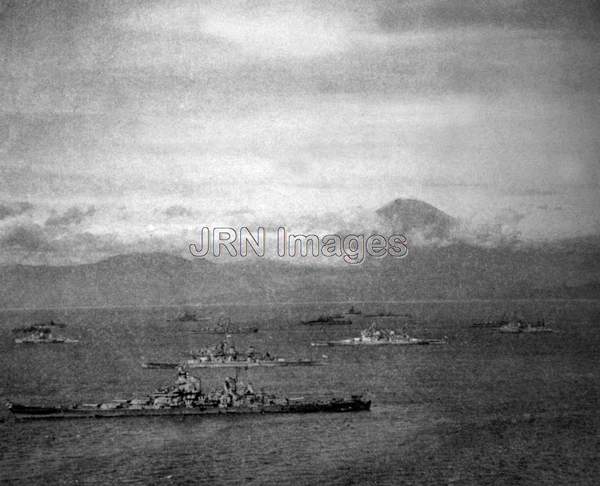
xmin=6 ymin=307 xmax=554 ymax=421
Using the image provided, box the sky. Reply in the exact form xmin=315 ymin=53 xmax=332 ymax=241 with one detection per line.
xmin=0 ymin=0 xmax=599 ymax=263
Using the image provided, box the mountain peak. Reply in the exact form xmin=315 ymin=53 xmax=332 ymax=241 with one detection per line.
xmin=376 ymin=198 xmax=457 ymax=241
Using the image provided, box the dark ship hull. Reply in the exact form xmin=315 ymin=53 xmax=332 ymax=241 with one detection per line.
xmin=191 ymin=327 xmax=259 ymax=334
xmin=168 ymin=318 xmax=211 ymax=323
xmin=8 ymin=397 xmax=370 ymax=421
xmin=301 ymin=319 xmax=352 ymax=325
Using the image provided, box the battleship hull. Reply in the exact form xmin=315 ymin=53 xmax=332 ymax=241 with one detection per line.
xmin=8 ymin=397 xmax=370 ymax=421
xmin=142 ymin=359 xmax=324 ymax=369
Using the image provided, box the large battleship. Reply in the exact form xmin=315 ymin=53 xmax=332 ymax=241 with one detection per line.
xmin=312 ymin=323 xmax=447 ymax=346
xmin=7 ymin=371 xmax=370 ymax=421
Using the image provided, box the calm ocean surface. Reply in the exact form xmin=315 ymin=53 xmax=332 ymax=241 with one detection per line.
xmin=1 ymin=300 xmax=599 ymax=485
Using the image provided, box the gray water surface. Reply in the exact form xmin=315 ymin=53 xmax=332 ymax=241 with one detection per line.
xmin=1 ymin=301 xmax=598 ymax=485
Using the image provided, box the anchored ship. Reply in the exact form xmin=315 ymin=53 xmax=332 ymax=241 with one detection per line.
xmin=362 ymin=311 xmax=413 ymax=319
xmin=498 ymin=319 xmax=554 ymax=334
xmin=301 ymin=314 xmax=352 ymax=325
xmin=471 ymin=314 xmax=509 ymax=328
xmin=13 ymin=323 xmax=78 ymax=344
xmin=142 ymin=359 xmax=323 ymax=369
xmin=143 ymin=341 xmax=324 ymax=369
xmin=168 ymin=310 xmax=210 ymax=322
xmin=6 ymin=371 xmax=370 ymax=421
xmin=312 ymin=323 xmax=447 ymax=346
xmin=12 ymin=320 xmax=67 ymax=333
xmin=15 ymin=336 xmax=79 ymax=344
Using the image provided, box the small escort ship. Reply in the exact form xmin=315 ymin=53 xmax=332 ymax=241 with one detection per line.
xmin=498 ymin=319 xmax=554 ymax=334
xmin=143 ymin=341 xmax=324 ymax=369
xmin=363 ymin=311 xmax=413 ymax=319
xmin=472 ymin=318 xmax=509 ymax=328
xmin=6 ymin=370 xmax=370 ymax=421
xmin=301 ymin=314 xmax=352 ymax=325
xmin=13 ymin=322 xmax=78 ymax=344
xmin=168 ymin=310 xmax=210 ymax=323
xmin=312 ymin=323 xmax=447 ymax=346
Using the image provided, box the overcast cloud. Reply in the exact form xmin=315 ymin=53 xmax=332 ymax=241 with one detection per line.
xmin=1 ymin=0 xmax=599 ymax=263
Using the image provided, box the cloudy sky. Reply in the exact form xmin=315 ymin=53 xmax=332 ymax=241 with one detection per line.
xmin=0 ymin=0 xmax=599 ymax=263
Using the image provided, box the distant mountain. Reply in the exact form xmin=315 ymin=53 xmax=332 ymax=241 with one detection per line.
xmin=1 ymin=200 xmax=599 ymax=308
xmin=375 ymin=198 xmax=457 ymax=240
xmin=1 ymin=239 xmax=599 ymax=309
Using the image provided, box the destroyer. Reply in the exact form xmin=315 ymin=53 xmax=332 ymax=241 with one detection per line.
xmin=312 ymin=323 xmax=446 ymax=346
xmin=7 ymin=370 xmax=370 ymax=420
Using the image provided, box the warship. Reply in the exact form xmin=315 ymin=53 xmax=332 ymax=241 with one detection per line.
xmin=12 ymin=320 xmax=67 ymax=333
xmin=472 ymin=314 xmax=509 ymax=328
xmin=301 ymin=314 xmax=352 ymax=325
xmin=142 ymin=358 xmax=322 ymax=369
xmin=143 ymin=341 xmax=324 ymax=369
xmin=498 ymin=319 xmax=554 ymax=334
xmin=13 ymin=323 xmax=78 ymax=344
xmin=362 ymin=311 xmax=413 ymax=319
xmin=15 ymin=335 xmax=79 ymax=344
xmin=312 ymin=323 xmax=446 ymax=346
xmin=6 ymin=371 xmax=370 ymax=421
xmin=168 ymin=310 xmax=210 ymax=322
